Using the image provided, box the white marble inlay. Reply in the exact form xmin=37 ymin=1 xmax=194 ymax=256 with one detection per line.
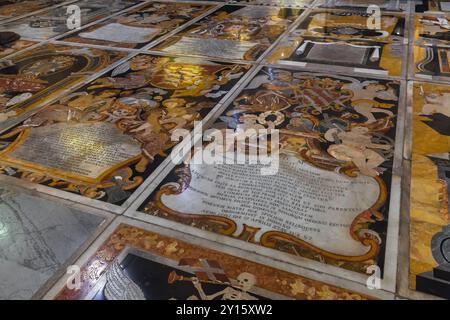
xmin=0 ymin=186 xmax=104 ymax=299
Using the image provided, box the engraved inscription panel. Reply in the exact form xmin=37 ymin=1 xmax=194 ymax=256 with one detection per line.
xmin=9 ymin=122 xmax=141 ymax=180
xmin=161 ymin=155 xmax=380 ymax=256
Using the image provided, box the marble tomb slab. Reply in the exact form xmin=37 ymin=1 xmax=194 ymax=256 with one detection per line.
xmin=152 ymin=4 xmax=303 ymax=61
xmin=267 ymin=8 xmax=407 ymax=78
xmin=0 ymin=185 xmax=110 ymax=299
xmin=61 ymin=1 xmax=215 ymax=50
xmin=292 ymin=8 xmax=406 ymax=43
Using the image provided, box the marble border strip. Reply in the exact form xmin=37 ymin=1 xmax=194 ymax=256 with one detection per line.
xmin=403 ymin=81 xmax=413 ymax=161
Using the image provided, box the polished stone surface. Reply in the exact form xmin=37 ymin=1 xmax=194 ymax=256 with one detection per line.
xmin=0 ymin=0 xmax=448 ymax=301
xmin=0 ymin=186 xmax=105 ymax=299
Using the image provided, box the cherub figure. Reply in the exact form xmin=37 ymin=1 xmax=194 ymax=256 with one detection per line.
xmin=191 ymin=272 xmax=258 ymax=300
xmin=343 ymin=82 xmax=397 ymax=124
xmin=325 ymin=126 xmax=391 ymax=177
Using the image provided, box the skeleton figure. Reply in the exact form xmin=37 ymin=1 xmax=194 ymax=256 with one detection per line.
xmin=191 ymin=272 xmax=258 ymax=300
xmin=325 ymin=126 xmax=390 ymax=177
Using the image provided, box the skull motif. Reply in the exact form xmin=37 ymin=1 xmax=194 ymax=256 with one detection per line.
xmin=236 ymin=272 xmax=256 ymax=292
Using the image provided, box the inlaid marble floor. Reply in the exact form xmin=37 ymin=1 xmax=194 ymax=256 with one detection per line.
xmin=0 ymin=0 xmax=448 ymax=301
xmin=0 ymin=186 xmax=108 ymax=299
